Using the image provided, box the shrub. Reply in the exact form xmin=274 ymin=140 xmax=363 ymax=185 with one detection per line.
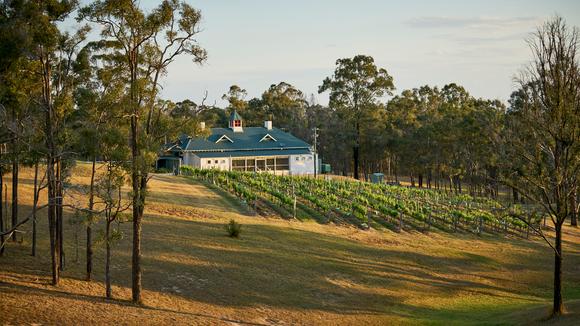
xmin=179 ymin=165 xmax=194 ymax=176
xmin=225 ymin=219 xmax=242 ymax=238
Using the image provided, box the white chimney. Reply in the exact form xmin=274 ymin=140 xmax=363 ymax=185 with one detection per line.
xmin=200 ymin=121 xmax=206 ymax=130
xmin=264 ymin=120 xmax=272 ymax=130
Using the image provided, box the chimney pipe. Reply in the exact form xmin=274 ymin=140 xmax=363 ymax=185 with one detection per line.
xmin=264 ymin=120 xmax=272 ymax=130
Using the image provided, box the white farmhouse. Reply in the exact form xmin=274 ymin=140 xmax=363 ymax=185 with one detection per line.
xmin=157 ymin=111 xmax=316 ymax=175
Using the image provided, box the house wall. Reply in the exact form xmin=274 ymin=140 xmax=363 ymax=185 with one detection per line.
xmin=289 ymin=154 xmax=315 ymax=175
xmin=181 ymin=152 xmax=314 ymax=175
xmin=182 ymin=152 xmax=198 ymax=167
xmin=199 ymin=156 xmax=230 ymax=171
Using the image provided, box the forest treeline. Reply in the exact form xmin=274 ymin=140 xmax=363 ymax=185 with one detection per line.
xmin=0 ymin=0 xmax=579 ymax=319
xmin=205 ymin=79 xmax=506 ymax=198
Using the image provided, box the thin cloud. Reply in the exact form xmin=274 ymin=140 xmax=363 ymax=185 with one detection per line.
xmin=430 ymin=31 xmax=531 ymax=45
xmin=406 ymin=16 xmax=540 ymax=29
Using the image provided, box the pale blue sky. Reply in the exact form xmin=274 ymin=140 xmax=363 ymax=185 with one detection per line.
xmin=75 ymin=0 xmax=580 ymax=106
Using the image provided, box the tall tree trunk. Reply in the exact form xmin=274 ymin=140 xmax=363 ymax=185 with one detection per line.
xmin=552 ymin=222 xmax=564 ymax=317
xmin=512 ymin=187 xmax=519 ymax=203
xmin=43 ymin=52 xmax=60 ymax=285
xmin=86 ymin=156 xmax=96 ymax=280
xmin=0 ymin=170 xmax=4 ymax=256
xmin=130 ymin=49 xmax=142 ymax=303
xmin=57 ymin=159 xmax=64 ymax=270
xmin=32 ymin=162 xmax=39 ymax=256
xmin=105 ymin=218 xmax=112 ymax=298
xmin=11 ymin=157 xmax=18 ymax=241
xmin=353 ymin=121 xmax=360 ymax=180
xmin=570 ymin=188 xmax=577 ymax=227
xmin=448 ymin=175 xmax=453 ymax=193
xmin=353 ymin=145 xmax=359 ymax=180
xmin=47 ymin=156 xmax=59 ymax=285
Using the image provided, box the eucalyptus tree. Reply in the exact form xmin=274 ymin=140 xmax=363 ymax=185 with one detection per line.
xmin=0 ymin=60 xmax=27 ymax=241
xmin=1 ymin=0 xmax=74 ymax=269
xmin=503 ymin=17 xmax=580 ymax=317
xmin=20 ymin=106 xmax=45 ymax=257
xmin=367 ymin=114 xmax=389 ymax=175
xmin=0 ymin=1 xmax=39 ymax=243
xmin=319 ymin=55 xmax=395 ymax=179
xmin=385 ymin=89 xmax=421 ymax=182
xmin=18 ymin=0 xmax=89 ymax=284
xmin=95 ymin=123 xmax=130 ymax=299
xmin=261 ymin=82 xmax=308 ymax=137
xmin=73 ymin=38 xmax=127 ymax=280
xmin=79 ymin=0 xmax=207 ymax=303
xmin=222 ymin=85 xmax=248 ymax=116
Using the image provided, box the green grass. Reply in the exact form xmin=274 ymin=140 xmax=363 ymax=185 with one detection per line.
xmin=1 ymin=164 xmax=579 ymax=325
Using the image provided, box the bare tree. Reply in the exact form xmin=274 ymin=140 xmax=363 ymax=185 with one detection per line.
xmin=505 ymin=16 xmax=580 ymax=317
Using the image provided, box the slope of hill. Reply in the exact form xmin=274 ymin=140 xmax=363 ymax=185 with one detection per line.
xmin=1 ymin=163 xmax=579 ymax=325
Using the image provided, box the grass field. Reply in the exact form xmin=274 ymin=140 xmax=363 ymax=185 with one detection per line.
xmin=1 ymin=163 xmax=580 ymax=325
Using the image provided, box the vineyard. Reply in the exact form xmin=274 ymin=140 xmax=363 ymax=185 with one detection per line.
xmin=180 ymin=167 xmax=542 ymax=238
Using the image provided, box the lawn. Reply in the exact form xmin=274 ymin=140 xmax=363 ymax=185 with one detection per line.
xmin=1 ymin=163 xmax=579 ymax=325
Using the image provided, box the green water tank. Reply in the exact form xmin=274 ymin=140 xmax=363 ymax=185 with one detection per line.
xmin=370 ymin=173 xmax=385 ymax=183
xmin=321 ymin=164 xmax=331 ymax=174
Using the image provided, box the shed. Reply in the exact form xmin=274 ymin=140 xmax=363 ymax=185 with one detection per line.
xmin=370 ymin=173 xmax=384 ymax=184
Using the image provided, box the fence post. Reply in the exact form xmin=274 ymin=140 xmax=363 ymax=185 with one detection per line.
xmin=398 ymin=212 xmax=403 ymax=232
xmin=292 ymin=183 xmax=297 ymax=219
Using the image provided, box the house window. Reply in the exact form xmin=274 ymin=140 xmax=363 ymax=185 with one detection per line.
xmin=234 ymin=120 xmax=241 ymax=127
xmin=215 ymin=160 xmax=218 ymax=164
xmin=295 ymin=157 xmax=299 ymax=161
xmin=207 ymin=160 xmax=211 ymax=164
xmin=276 ymin=157 xmax=289 ymax=170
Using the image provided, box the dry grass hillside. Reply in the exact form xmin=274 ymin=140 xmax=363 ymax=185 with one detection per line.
xmin=1 ymin=163 xmax=579 ymax=325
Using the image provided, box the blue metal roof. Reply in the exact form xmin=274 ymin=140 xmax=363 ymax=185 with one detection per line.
xmin=182 ymin=127 xmax=311 ymax=152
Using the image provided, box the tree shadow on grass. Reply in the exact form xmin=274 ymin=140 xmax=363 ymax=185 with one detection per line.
xmin=130 ymin=216 xmax=563 ymax=313
xmin=2 ymin=203 xmax=580 ymax=322
xmin=0 ymin=280 xmax=270 ymax=326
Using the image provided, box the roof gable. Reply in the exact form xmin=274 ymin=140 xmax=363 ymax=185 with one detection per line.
xmin=215 ymin=134 xmax=234 ymax=143
xmin=259 ymin=133 xmax=277 ymax=142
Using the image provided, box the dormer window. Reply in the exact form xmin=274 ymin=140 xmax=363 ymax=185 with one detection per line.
xmin=216 ymin=134 xmax=234 ymax=143
xmin=259 ymin=133 xmax=277 ymax=142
